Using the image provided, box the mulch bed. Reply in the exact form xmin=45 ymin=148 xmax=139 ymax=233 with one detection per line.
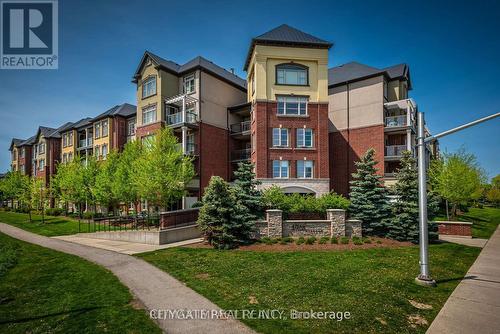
xmin=185 ymin=237 xmax=413 ymax=252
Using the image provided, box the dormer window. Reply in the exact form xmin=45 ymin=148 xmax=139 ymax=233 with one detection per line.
xmin=142 ymin=76 xmax=156 ymax=98
xmin=184 ymin=74 xmax=195 ymax=94
xmin=276 ymin=63 xmax=308 ymax=86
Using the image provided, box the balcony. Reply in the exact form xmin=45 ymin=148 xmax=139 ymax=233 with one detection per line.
xmin=77 ymin=138 xmax=93 ymax=149
xmin=385 ymin=144 xmax=407 ymax=159
xmin=230 ymin=120 xmax=251 ymax=134
xmin=167 ymin=112 xmax=198 ymax=126
xmin=385 ymin=115 xmax=407 ymax=128
xmin=231 ymin=148 xmax=251 ymax=161
xmin=176 ymin=142 xmax=198 ymax=155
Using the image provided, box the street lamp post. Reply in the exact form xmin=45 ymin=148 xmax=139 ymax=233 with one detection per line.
xmin=415 ymin=111 xmax=500 ymax=287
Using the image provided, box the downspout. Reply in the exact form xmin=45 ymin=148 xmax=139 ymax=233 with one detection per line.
xmin=346 ymin=82 xmax=350 ymax=194
xmin=198 ymin=69 xmax=202 ymax=200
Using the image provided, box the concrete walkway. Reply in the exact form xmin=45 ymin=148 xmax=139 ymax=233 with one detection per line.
xmin=0 ymin=223 xmax=254 ymax=334
xmin=427 ymin=226 xmax=500 ymax=333
xmin=53 ymin=234 xmax=203 ymax=254
xmin=439 ymin=235 xmax=488 ymax=248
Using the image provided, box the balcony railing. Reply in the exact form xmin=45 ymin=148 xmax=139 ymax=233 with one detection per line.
xmin=230 ymin=120 xmax=251 ymax=134
xmin=78 ymin=138 xmax=93 ymax=148
xmin=385 ymin=115 xmax=407 ymax=128
xmin=167 ymin=112 xmax=198 ymax=126
xmin=176 ymin=143 xmax=198 ymax=155
xmin=231 ymin=148 xmax=251 ymax=161
xmin=385 ymin=145 xmax=407 ymax=157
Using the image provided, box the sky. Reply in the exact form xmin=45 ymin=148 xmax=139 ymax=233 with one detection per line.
xmin=0 ymin=0 xmax=499 ymax=178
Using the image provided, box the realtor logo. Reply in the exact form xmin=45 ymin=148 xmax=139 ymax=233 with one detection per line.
xmin=1 ymin=0 xmax=58 ymax=69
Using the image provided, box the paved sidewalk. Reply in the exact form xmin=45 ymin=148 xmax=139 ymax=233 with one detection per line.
xmin=53 ymin=234 xmax=203 ymax=254
xmin=0 ymin=223 xmax=254 ymax=334
xmin=427 ymin=226 xmax=500 ymax=333
xmin=439 ymin=235 xmax=488 ymax=248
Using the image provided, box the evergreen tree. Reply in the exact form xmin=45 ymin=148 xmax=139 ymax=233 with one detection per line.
xmin=388 ymin=151 xmax=439 ymax=243
xmin=349 ymin=148 xmax=390 ymax=236
xmin=197 ymin=176 xmax=254 ymax=249
xmin=232 ymin=161 xmax=262 ymax=219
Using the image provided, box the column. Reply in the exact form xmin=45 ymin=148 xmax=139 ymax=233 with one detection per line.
xmin=181 ymin=126 xmax=187 ymax=154
xmin=266 ymin=209 xmax=283 ymax=238
xmin=327 ymin=209 xmax=345 ymax=237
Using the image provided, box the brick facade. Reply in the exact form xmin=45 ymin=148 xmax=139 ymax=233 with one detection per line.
xmin=329 ymin=124 xmax=385 ymax=196
xmin=112 ymin=116 xmax=127 ymax=151
xmin=252 ymin=101 xmax=329 ymax=180
xmin=437 ymin=222 xmax=472 ymax=237
xmin=199 ymin=122 xmax=230 ymax=193
xmin=17 ymin=145 xmax=32 ymax=176
xmin=135 ymin=121 xmax=164 ymax=139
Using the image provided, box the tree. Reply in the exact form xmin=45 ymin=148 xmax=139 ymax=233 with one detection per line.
xmin=93 ymin=150 xmax=120 ymax=214
xmin=388 ymin=151 xmax=438 ymax=243
xmin=197 ymin=176 xmax=252 ymax=249
xmin=30 ymin=178 xmax=47 ymax=223
xmin=486 ymin=174 xmax=500 ymax=207
xmin=112 ymin=140 xmax=143 ymax=214
xmin=133 ymin=128 xmax=195 ymax=211
xmin=429 ymin=149 xmax=486 ymax=218
xmin=0 ymin=171 xmax=29 ymax=210
xmin=52 ymin=155 xmax=89 ymax=217
xmin=232 ymin=161 xmax=262 ymax=220
xmin=349 ymin=148 xmax=391 ymax=236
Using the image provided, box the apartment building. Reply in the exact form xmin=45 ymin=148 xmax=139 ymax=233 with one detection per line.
xmin=244 ymin=24 xmax=332 ymax=196
xmin=132 ymin=51 xmax=247 ymax=207
xmin=59 ymin=103 xmax=136 ymax=164
xmin=328 ymin=61 xmax=416 ymax=194
xmin=7 ymin=24 xmax=434 ymax=206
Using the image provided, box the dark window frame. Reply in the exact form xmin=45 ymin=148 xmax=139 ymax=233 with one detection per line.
xmin=275 ymin=63 xmax=309 ymax=86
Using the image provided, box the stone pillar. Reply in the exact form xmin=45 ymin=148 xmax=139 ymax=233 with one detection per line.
xmin=327 ymin=209 xmax=346 ymax=237
xmin=346 ymin=219 xmax=362 ymax=238
xmin=266 ymin=209 xmax=283 ymax=238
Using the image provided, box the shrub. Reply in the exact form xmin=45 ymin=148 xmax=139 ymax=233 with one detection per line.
xmin=305 ymin=236 xmax=317 ymax=245
xmin=376 ymin=240 xmax=382 ymax=244
xmin=260 ymin=237 xmax=272 ymax=244
xmin=82 ymin=212 xmax=94 ymax=220
xmin=261 ymin=186 xmax=291 ymax=212
xmin=282 ymin=237 xmax=294 ymax=243
xmin=318 ymin=192 xmax=350 ymax=211
xmin=362 ymin=237 xmax=372 ymax=244
xmin=296 ymin=236 xmax=305 ymax=245
xmin=45 ymin=208 xmax=63 ymax=216
xmin=191 ymin=201 xmax=203 ymax=208
xmin=319 ymin=236 xmax=330 ymax=244
xmin=340 ymin=237 xmax=350 ymax=244
xmin=352 ymin=236 xmax=363 ymax=245
xmin=331 ymin=236 xmax=338 ymax=244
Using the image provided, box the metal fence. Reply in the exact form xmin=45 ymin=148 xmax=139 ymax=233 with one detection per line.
xmin=78 ymin=214 xmax=161 ymax=233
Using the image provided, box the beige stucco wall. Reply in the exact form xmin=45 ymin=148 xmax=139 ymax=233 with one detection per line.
xmin=247 ymin=45 xmax=329 ymax=103
xmin=136 ymin=62 xmax=164 ymax=126
xmin=61 ymin=129 xmax=77 ymax=159
xmin=93 ymin=117 xmax=112 ymax=150
xmin=328 ymin=76 xmax=384 ymax=132
xmin=201 ymin=71 xmax=247 ymax=129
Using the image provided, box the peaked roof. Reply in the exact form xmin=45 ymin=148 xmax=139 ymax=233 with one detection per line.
xmin=244 ymin=24 xmax=333 ymax=71
xmin=9 ymin=138 xmax=24 ymax=150
xmin=19 ymin=135 xmax=36 ymax=146
xmin=328 ymin=61 xmax=411 ymax=88
xmin=133 ymin=52 xmax=246 ymax=91
xmin=92 ymin=103 xmax=136 ymax=122
xmin=70 ymin=117 xmax=93 ymax=130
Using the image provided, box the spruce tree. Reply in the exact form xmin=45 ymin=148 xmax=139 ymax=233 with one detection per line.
xmin=388 ymin=151 xmax=439 ymax=243
xmin=349 ymin=148 xmax=391 ymax=236
xmin=232 ymin=161 xmax=262 ymax=219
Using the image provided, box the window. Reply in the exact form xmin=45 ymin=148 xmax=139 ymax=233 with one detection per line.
xmin=276 ymin=63 xmax=308 ymax=85
xmin=297 ymin=160 xmax=314 ymax=178
xmin=277 ymin=96 xmax=308 ymax=115
xmin=296 ymin=128 xmax=313 ymax=147
xmin=20 ymin=148 xmax=25 ymax=158
xmin=142 ymin=76 xmax=156 ymax=98
xmin=102 ymin=144 xmax=108 ymax=159
xmin=251 ymin=72 xmax=256 ymax=95
xmin=102 ymin=120 xmax=108 ymax=137
xmin=141 ymin=134 xmax=155 ymax=148
xmin=68 ymin=152 xmax=73 ymax=162
xmin=384 ymin=81 xmax=388 ymax=100
xmin=39 ymin=159 xmax=45 ymax=171
xmin=20 ymin=165 xmax=25 ymax=174
xmin=95 ymin=123 xmax=101 ymax=138
xmin=68 ymin=132 xmax=73 ymax=146
xmin=62 ymin=153 xmax=67 ymax=163
xmin=127 ymin=120 xmax=136 ymax=136
xmin=272 ymin=128 xmax=289 ymax=147
xmin=39 ymin=143 xmax=45 ymax=154
xmin=142 ymin=105 xmax=157 ymax=125
xmin=95 ymin=145 xmax=100 ymax=157
xmin=272 ymin=160 xmax=289 ymax=178
xmin=184 ymin=74 xmax=195 ymax=94
xmin=12 ymin=150 xmax=17 ymax=160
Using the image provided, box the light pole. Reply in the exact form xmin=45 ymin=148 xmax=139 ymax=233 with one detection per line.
xmin=415 ymin=111 xmax=500 ymax=286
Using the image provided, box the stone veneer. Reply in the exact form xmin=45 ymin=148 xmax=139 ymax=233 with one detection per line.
xmin=257 ymin=178 xmax=331 ymax=197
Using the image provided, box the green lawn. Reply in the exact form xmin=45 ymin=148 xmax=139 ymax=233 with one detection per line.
xmin=139 ymin=244 xmax=480 ymax=334
xmin=434 ymin=207 xmax=500 ymax=239
xmin=0 ymin=232 xmax=161 ymax=334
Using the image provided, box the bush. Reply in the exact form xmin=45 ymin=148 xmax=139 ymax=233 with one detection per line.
xmin=376 ymin=240 xmax=382 ymax=244
xmin=362 ymin=237 xmax=372 ymax=244
xmin=282 ymin=237 xmax=294 ymax=243
xmin=296 ymin=236 xmax=305 ymax=245
xmin=45 ymin=208 xmax=63 ymax=216
xmin=352 ymin=236 xmax=363 ymax=245
xmin=191 ymin=201 xmax=203 ymax=208
xmin=331 ymin=236 xmax=338 ymax=244
xmin=319 ymin=236 xmax=330 ymax=244
xmin=340 ymin=237 xmax=350 ymax=244
xmin=82 ymin=212 xmax=94 ymax=220
xmin=305 ymin=236 xmax=316 ymax=245
xmin=261 ymin=187 xmax=350 ymax=214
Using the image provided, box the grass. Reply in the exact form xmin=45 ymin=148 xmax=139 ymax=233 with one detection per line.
xmin=139 ymin=243 xmax=480 ymax=334
xmin=434 ymin=207 xmax=500 ymax=239
xmin=0 ymin=232 xmax=161 ymax=334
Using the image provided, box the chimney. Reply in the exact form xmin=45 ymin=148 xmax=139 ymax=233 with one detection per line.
xmin=230 ymin=68 xmax=235 ymax=74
